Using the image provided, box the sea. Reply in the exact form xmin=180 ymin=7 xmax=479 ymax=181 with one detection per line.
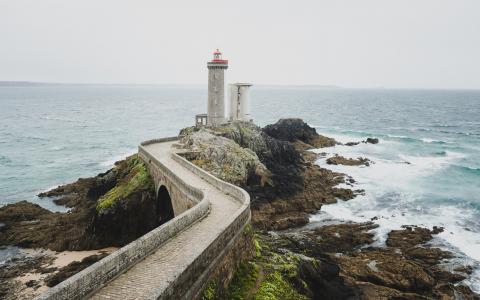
xmin=1 ymin=85 xmax=479 ymax=291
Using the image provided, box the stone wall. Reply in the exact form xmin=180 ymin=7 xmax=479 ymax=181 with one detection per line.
xmin=35 ymin=137 xmax=251 ymax=300
xmin=166 ymin=154 xmax=251 ymax=300
xmin=139 ymin=143 xmax=200 ymax=216
xmin=35 ymin=138 xmax=209 ymax=300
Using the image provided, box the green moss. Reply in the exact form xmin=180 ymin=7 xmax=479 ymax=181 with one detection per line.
xmin=266 ymin=252 xmax=300 ymax=279
xmin=243 ymin=224 xmax=254 ymax=237
xmin=225 ymin=262 xmax=260 ymax=300
xmin=254 ymin=271 xmax=307 ymax=300
xmin=254 ymin=238 xmax=262 ymax=258
xmin=222 ymin=232 xmax=311 ymax=300
xmin=96 ymin=156 xmax=153 ymax=212
xmin=202 ymin=281 xmax=217 ymax=300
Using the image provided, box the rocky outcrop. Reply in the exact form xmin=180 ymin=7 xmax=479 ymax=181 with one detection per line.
xmin=198 ymin=119 xmax=478 ymax=299
xmin=179 ymin=128 xmax=272 ymax=187
xmin=344 ymin=137 xmax=380 ymax=146
xmin=179 ymin=120 xmax=355 ymax=231
xmin=0 ymin=155 xmax=158 ymax=251
xmin=326 ymin=155 xmax=371 ymax=166
xmin=212 ymin=223 xmax=478 ymax=300
xmin=263 ymin=118 xmax=336 ymax=148
xmin=44 ymin=254 xmax=108 ymax=287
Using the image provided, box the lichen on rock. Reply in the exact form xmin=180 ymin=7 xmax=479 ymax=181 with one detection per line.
xmin=180 ymin=127 xmax=272 ymax=186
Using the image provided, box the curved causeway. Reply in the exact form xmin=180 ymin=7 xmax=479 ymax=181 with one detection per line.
xmin=36 ymin=138 xmax=251 ymax=300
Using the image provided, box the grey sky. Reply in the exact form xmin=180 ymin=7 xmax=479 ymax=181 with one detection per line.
xmin=1 ymin=0 xmax=479 ymax=89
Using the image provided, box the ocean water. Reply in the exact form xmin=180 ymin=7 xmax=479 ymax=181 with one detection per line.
xmin=1 ymin=85 xmax=479 ymax=289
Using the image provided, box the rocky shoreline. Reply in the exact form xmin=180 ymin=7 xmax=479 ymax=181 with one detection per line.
xmin=0 ymin=118 xmax=478 ymax=299
xmin=181 ymin=119 xmax=478 ymax=299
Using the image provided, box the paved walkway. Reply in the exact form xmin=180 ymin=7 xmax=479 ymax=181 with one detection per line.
xmin=89 ymin=141 xmax=241 ymax=299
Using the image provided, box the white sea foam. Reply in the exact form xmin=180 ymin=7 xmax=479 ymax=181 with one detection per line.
xmin=310 ymin=135 xmax=480 ymax=291
xmin=387 ymin=134 xmax=408 ymax=139
xmin=420 ymin=138 xmax=453 ymax=144
xmin=100 ymin=151 xmax=136 ymax=168
xmin=49 ymin=145 xmax=66 ymax=151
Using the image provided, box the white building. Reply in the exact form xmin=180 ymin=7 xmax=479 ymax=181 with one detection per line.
xmin=195 ymin=50 xmax=253 ymax=127
xmin=229 ymin=83 xmax=253 ymax=122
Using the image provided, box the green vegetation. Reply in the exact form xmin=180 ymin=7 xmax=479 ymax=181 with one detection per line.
xmin=202 ymin=281 xmax=217 ymax=300
xmin=96 ymin=156 xmax=154 ymax=212
xmin=224 ymin=262 xmax=260 ymax=300
xmin=217 ymin=233 xmax=308 ymax=300
xmin=255 ymin=271 xmax=307 ymax=300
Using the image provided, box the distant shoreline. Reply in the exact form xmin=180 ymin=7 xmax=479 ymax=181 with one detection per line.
xmin=1 ymin=82 xmax=480 ymax=91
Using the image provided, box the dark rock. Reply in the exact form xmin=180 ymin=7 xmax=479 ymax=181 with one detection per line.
xmin=0 ymin=201 xmax=50 ymax=223
xmin=182 ymin=120 xmax=354 ymax=231
xmin=263 ymin=118 xmax=337 ymax=148
xmin=454 ymin=265 xmax=474 ymax=275
xmin=337 ymin=249 xmax=436 ymax=292
xmin=297 ymin=258 xmax=357 ymax=299
xmin=345 ymin=142 xmax=360 ymax=146
xmin=326 ymin=155 xmax=371 ymax=166
xmin=386 ymin=226 xmax=437 ymax=249
xmin=44 ymin=253 xmax=108 ymax=287
xmin=285 ymin=222 xmax=378 ymax=254
xmin=25 ymin=280 xmax=37 ymax=287
xmin=0 ymin=155 xmax=159 ymax=251
xmin=364 ymin=138 xmax=379 ymax=144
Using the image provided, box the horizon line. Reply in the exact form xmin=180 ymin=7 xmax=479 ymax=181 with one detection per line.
xmin=1 ymin=81 xmax=480 ymax=91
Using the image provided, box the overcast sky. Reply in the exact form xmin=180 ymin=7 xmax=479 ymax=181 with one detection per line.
xmin=1 ymin=0 xmax=479 ymax=89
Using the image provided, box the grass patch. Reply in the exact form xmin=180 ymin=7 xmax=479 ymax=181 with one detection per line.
xmin=220 ymin=232 xmax=310 ymax=300
xmin=96 ymin=156 xmax=153 ymax=212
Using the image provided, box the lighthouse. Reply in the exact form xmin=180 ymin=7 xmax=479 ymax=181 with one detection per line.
xmin=207 ymin=49 xmax=228 ymax=126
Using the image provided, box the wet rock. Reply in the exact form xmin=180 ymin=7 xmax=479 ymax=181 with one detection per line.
xmin=0 ymin=250 xmax=53 ymax=299
xmin=386 ymin=226 xmax=438 ymax=249
xmin=345 ymin=142 xmax=360 ymax=146
xmin=454 ymin=265 xmax=474 ymax=275
xmin=404 ymin=246 xmax=452 ymax=266
xmin=0 ymin=201 xmax=50 ymax=223
xmin=44 ymin=253 xmax=108 ymax=287
xmin=285 ymin=222 xmax=378 ymax=254
xmin=336 ymin=250 xmax=436 ymax=292
xmin=0 ymin=155 xmax=159 ymax=251
xmin=297 ymin=258 xmax=357 ymax=299
xmin=365 ymin=138 xmax=379 ymax=144
xmin=326 ymin=155 xmax=371 ymax=166
xmin=433 ymin=283 xmax=479 ymax=300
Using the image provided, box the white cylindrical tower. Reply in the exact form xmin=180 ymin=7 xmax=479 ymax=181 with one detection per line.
xmin=229 ymin=83 xmax=253 ymax=122
xmin=207 ymin=49 xmax=228 ymax=126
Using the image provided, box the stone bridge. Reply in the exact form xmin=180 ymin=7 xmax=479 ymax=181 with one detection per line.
xmin=36 ymin=137 xmax=251 ymax=300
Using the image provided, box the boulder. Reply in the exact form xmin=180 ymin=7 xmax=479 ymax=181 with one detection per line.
xmin=326 ymin=155 xmax=371 ymax=166
xmin=263 ymin=118 xmax=336 ymax=148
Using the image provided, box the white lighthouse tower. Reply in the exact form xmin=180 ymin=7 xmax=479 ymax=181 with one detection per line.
xmin=207 ymin=49 xmax=228 ymax=126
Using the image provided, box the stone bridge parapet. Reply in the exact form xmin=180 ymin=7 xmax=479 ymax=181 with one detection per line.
xmin=36 ymin=136 xmax=251 ymax=300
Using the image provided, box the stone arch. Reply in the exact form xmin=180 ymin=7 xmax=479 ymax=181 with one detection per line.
xmin=157 ymin=185 xmax=174 ymax=225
